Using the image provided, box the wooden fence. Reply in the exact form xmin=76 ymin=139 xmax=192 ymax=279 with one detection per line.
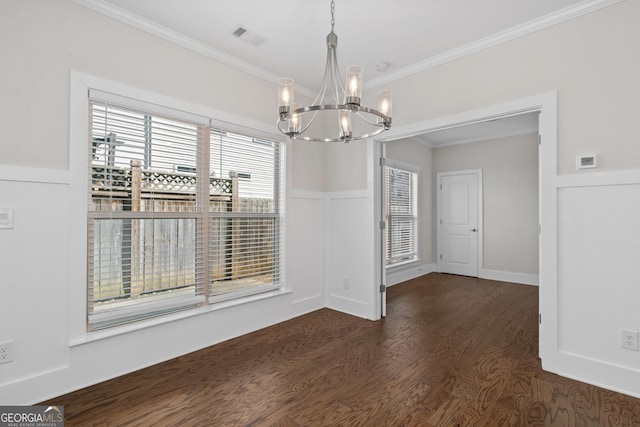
xmin=90 ymin=163 xmax=275 ymax=301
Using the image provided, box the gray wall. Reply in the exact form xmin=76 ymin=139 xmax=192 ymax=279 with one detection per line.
xmin=434 ymin=133 xmax=539 ymax=275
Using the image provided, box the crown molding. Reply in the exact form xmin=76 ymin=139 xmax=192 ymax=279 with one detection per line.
xmin=366 ymin=0 xmax=624 ymax=90
xmin=71 ymin=0 xmax=622 ymax=95
xmin=420 ymin=125 xmax=540 ymax=149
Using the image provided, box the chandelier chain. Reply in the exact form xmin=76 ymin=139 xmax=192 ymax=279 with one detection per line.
xmin=330 ymin=0 xmax=335 ymax=32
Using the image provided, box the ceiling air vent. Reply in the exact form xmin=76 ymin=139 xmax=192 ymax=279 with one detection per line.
xmin=232 ymin=27 xmax=247 ymax=37
xmin=231 ymin=25 xmax=265 ymax=47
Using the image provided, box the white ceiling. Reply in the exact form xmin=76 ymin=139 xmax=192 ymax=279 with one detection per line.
xmin=76 ymin=0 xmax=615 ymax=145
xmin=81 ymin=0 xmax=614 ymax=93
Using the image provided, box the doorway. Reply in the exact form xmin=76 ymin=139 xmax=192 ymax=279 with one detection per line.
xmin=374 ymin=92 xmax=558 ymax=370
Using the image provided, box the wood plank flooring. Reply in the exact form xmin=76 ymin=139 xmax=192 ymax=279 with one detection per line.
xmin=43 ymin=273 xmax=640 ymax=426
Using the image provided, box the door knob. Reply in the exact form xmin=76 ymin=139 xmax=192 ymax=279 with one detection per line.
xmin=470 ymin=228 xmax=477 ymax=232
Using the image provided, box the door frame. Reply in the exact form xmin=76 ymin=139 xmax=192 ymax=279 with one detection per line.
xmin=379 ymin=142 xmax=388 ymax=318
xmin=436 ymin=169 xmax=483 ymax=277
xmin=373 ymin=92 xmax=557 ymax=373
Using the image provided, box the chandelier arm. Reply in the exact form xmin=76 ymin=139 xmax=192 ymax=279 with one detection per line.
xmin=315 ymin=83 xmax=328 ymax=108
xmin=312 ymin=43 xmax=334 ymax=106
xmin=329 ymin=46 xmax=341 ymax=104
xmin=333 ymin=48 xmax=346 ymax=96
xmin=297 ymin=110 xmax=318 ymax=135
xmin=355 ymin=110 xmax=385 ymax=126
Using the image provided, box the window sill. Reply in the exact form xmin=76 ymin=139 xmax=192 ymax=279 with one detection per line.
xmin=69 ymin=287 xmax=291 ymax=347
xmin=386 ymin=258 xmax=419 ymax=270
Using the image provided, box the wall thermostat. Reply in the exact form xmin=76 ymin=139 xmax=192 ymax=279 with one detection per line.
xmin=576 ymin=154 xmax=597 ymax=170
xmin=0 ymin=208 xmax=14 ymax=230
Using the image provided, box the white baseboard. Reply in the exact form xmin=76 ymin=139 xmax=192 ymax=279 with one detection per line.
xmin=291 ymin=294 xmax=324 ymax=315
xmin=558 ymin=351 xmax=640 ymax=398
xmin=481 ymin=269 xmax=539 ymax=286
xmin=326 ymin=295 xmax=369 ymax=320
xmin=386 ymin=263 xmax=436 ymax=287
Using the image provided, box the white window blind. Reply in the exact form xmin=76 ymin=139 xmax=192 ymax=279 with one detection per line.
xmin=88 ymin=95 xmax=284 ymax=331
xmin=384 ymin=166 xmax=418 ymax=266
xmin=208 ymin=129 xmax=284 ymax=302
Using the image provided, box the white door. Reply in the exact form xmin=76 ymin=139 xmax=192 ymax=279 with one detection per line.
xmin=438 ymin=171 xmax=481 ymax=277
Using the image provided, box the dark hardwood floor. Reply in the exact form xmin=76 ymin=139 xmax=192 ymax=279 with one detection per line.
xmin=44 ymin=273 xmax=640 ymax=426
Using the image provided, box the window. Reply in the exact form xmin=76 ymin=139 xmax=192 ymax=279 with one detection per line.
xmin=384 ymin=165 xmax=418 ymax=266
xmin=87 ymin=91 xmax=284 ymax=330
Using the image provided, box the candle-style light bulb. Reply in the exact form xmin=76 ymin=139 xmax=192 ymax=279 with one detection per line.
xmin=344 ymin=65 xmax=363 ymax=105
xmin=288 ymin=103 xmax=302 ymax=135
xmin=278 ymin=78 xmax=294 ymax=116
xmin=349 ymin=76 xmax=358 ymax=95
xmin=377 ymin=90 xmax=392 ymax=128
xmin=378 ymin=90 xmax=392 ymax=115
xmin=339 ymin=110 xmax=352 ymax=141
xmin=380 ymin=99 xmax=388 ymax=115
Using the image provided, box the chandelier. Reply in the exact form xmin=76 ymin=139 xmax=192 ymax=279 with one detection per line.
xmin=277 ymin=0 xmax=392 ymax=142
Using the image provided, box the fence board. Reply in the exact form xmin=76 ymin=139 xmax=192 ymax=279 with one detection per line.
xmin=91 ymin=167 xmax=275 ymax=301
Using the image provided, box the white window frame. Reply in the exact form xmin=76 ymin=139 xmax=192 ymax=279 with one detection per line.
xmin=384 ymin=159 xmax=419 ymax=268
xmin=69 ymin=72 xmax=287 ymax=343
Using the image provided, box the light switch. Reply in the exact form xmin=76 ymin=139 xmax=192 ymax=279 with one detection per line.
xmin=0 ymin=209 xmax=14 ymax=229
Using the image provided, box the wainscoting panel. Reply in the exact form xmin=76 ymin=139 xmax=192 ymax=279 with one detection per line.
xmin=288 ymin=191 xmax=325 ymax=312
xmin=0 ymin=175 xmax=70 ymax=394
xmin=325 ymin=191 xmax=375 ymax=319
xmin=557 ymin=178 xmax=640 ymax=398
